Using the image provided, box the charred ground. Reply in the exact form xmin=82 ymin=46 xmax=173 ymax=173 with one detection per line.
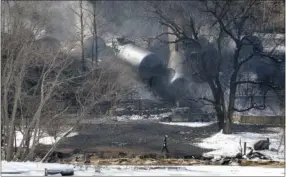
xmin=46 ymin=120 xmax=279 ymax=159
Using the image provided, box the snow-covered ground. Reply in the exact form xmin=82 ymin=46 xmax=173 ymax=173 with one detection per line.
xmin=196 ymin=127 xmax=285 ymax=161
xmin=160 ymin=121 xmax=217 ymax=127
xmin=1 ymin=162 xmax=284 ymax=176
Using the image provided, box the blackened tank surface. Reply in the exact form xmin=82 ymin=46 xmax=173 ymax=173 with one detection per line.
xmin=168 ymin=77 xmax=188 ymax=100
xmin=148 ymin=38 xmax=170 ymax=66
xmin=117 ymin=43 xmax=165 ymax=80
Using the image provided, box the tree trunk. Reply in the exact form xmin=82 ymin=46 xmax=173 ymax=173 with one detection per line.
xmin=1 ymin=60 xmax=13 ymax=160
xmin=41 ymin=120 xmax=81 ymax=163
xmin=91 ymin=29 xmax=94 ymax=66
xmin=223 ymin=111 xmax=233 ymax=134
xmin=13 ymin=104 xmax=43 ymax=160
xmin=21 ymin=129 xmax=31 ymax=160
xmin=6 ymin=65 xmax=25 ymax=161
xmin=216 ymin=109 xmax=225 ymax=130
xmin=93 ymin=3 xmax=98 ymax=67
xmin=24 ymin=117 xmax=40 ymax=161
xmin=224 ymin=83 xmax=236 ymax=134
xmin=79 ymin=0 xmax=85 ymax=72
xmin=215 ymin=78 xmax=226 ymax=131
xmin=223 ymin=46 xmax=241 ymax=134
xmin=224 ymin=84 xmax=235 ymax=134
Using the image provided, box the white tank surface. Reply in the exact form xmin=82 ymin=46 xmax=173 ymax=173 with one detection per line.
xmin=167 ymin=25 xmax=190 ymax=85
xmin=116 ymin=40 xmax=164 ymax=80
xmin=147 ymin=36 xmax=170 ymax=66
xmin=168 ymin=50 xmax=187 ymax=84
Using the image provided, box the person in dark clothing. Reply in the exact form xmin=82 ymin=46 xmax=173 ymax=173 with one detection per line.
xmin=161 ymin=135 xmax=169 ymax=154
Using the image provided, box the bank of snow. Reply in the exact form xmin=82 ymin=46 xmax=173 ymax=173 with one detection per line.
xmin=196 ymin=127 xmax=284 ymax=161
xmin=160 ymin=121 xmax=216 ymax=127
xmin=1 ymin=162 xmax=284 ymax=176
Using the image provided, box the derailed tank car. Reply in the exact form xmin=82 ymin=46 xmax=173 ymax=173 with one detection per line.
xmin=113 ymin=37 xmax=174 ymax=101
xmin=114 ymin=37 xmax=165 ymax=80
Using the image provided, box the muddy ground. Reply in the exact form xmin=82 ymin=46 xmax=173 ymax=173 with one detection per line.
xmin=50 ymin=120 xmax=278 ymax=159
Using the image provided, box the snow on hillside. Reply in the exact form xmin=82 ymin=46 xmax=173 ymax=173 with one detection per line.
xmin=196 ymin=127 xmax=285 ymax=161
xmin=1 ymin=162 xmax=284 ymax=176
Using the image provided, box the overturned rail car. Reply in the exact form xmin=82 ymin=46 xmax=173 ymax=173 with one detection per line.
xmin=113 ymin=37 xmax=190 ymax=103
xmin=115 ymin=39 xmax=165 ymax=80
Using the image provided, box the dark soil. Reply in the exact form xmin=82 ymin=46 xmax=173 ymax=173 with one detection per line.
xmin=54 ymin=120 xmax=278 ymax=159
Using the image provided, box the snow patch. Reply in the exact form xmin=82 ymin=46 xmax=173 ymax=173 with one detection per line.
xmin=1 ymin=162 xmax=284 ymax=176
xmin=196 ymin=128 xmax=284 ymax=161
xmin=15 ymin=131 xmax=78 ymax=147
xmin=160 ymin=121 xmax=216 ymax=127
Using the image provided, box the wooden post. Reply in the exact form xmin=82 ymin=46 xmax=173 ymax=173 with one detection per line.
xmin=243 ymin=142 xmax=247 ymax=155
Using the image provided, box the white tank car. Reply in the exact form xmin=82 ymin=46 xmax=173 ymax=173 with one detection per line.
xmin=167 ymin=25 xmax=188 ymax=85
xmin=113 ymin=37 xmax=174 ymax=101
xmin=115 ymin=39 xmax=164 ymax=80
xmin=166 ymin=27 xmax=189 ymax=103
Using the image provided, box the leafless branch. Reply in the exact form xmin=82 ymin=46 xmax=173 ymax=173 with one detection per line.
xmin=199 ymin=97 xmax=216 ymax=104
xmin=233 ymin=93 xmax=266 ymax=112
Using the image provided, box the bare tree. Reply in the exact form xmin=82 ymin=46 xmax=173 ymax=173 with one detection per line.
xmin=82 ymin=1 xmax=111 ymax=67
xmin=41 ymin=56 xmax=129 ymax=162
xmin=203 ymin=0 xmax=284 ymax=133
xmin=145 ymin=0 xmax=284 ymax=134
xmin=79 ymin=0 xmax=86 ymax=71
xmin=69 ymin=0 xmax=87 ymax=71
xmin=1 ymin=1 xmax=43 ymax=160
xmin=2 ymin=1 xmax=139 ymax=162
xmin=91 ymin=2 xmax=98 ymax=66
xmin=2 ymin=1 xmax=84 ymax=161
